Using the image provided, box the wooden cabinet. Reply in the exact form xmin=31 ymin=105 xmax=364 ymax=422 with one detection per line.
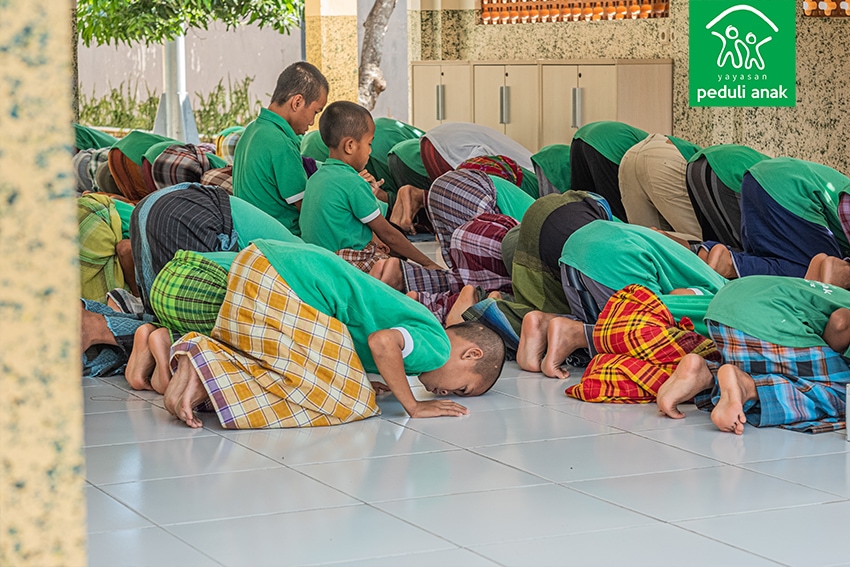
xmin=411 ymin=59 xmax=672 ymax=152
xmin=411 ymin=62 xmax=472 ymax=131
xmin=473 ymin=64 xmax=540 ymax=152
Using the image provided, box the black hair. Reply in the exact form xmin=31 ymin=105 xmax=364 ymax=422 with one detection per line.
xmin=318 ymin=101 xmax=373 ymax=149
xmin=271 ymin=61 xmax=329 ymax=106
xmin=446 ymin=321 xmax=506 ymax=394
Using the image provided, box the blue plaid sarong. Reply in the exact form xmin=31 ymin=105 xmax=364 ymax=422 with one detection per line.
xmin=695 ymin=320 xmax=849 ymax=433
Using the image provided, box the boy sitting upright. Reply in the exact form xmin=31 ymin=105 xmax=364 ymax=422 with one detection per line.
xmin=300 ymin=101 xmax=441 ymax=273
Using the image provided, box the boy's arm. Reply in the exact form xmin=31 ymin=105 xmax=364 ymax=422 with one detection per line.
xmin=359 ymin=170 xmax=388 ymax=203
xmin=368 ymin=329 xmax=468 ymax=418
xmin=368 ymin=216 xmax=442 ymax=269
xmin=823 ymin=307 xmax=850 ymax=354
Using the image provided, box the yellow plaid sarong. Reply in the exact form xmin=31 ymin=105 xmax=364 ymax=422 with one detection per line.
xmin=171 ymin=245 xmax=380 ymax=429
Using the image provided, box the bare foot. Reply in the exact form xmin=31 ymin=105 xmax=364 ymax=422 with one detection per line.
xmin=370 ymin=258 xmax=404 ymax=290
xmin=149 ymin=328 xmax=174 ymax=395
xmin=405 ymin=290 xmax=419 ymax=300
xmin=711 ymin=364 xmax=757 ymax=435
xmin=813 ymin=255 xmax=850 ymax=289
xmin=389 ymin=185 xmax=425 ymax=234
xmin=445 ymin=285 xmax=478 ymax=326
xmin=657 ymin=353 xmax=714 ymax=419
xmin=541 ymin=317 xmax=588 ymax=379
xmin=80 ymin=302 xmax=116 ymax=352
xmin=708 ymin=245 xmax=738 ymax=279
xmin=517 ymin=311 xmax=558 ymax=373
xmin=487 ymin=291 xmax=503 ymax=300
xmin=125 ymin=323 xmax=156 ymax=390
xmin=163 ymin=354 xmax=208 ymax=428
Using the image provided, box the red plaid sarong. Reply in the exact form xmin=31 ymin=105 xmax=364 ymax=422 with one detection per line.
xmin=457 ymin=155 xmax=523 ymax=186
xmin=108 ymin=148 xmax=150 ymax=202
xmin=450 ymin=213 xmax=517 ymax=293
xmin=420 ymin=136 xmax=454 ymax=183
xmin=336 ymin=241 xmax=391 ymax=274
xmin=566 ymin=284 xmax=720 ymax=403
xmin=151 ymin=144 xmax=212 ymax=191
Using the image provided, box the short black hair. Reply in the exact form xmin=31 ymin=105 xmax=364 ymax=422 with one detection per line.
xmin=446 ymin=321 xmax=506 ymax=394
xmin=271 ymin=61 xmax=329 ymax=106
xmin=319 ymin=101 xmax=373 ymax=149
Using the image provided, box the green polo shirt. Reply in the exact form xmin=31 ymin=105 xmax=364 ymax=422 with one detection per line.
xmin=532 ymin=144 xmax=572 ymax=194
xmin=561 ymin=221 xmax=728 ymax=336
xmin=252 ymin=239 xmax=452 ymax=375
xmin=300 ymin=158 xmax=384 ymax=252
xmin=112 ymin=130 xmax=178 ymax=166
xmin=365 ymin=118 xmax=425 ymax=194
xmin=748 ymin=157 xmax=850 ymax=253
xmin=490 ymin=175 xmax=535 ymax=222
xmin=300 ymin=130 xmax=330 ymax=162
xmin=667 ymin=136 xmax=702 ymax=162
xmin=74 ymin=124 xmax=118 ymax=151
xmin=229 ymin=196 xmax=302 ymax=249
xmin=233 ymin=108 xmax=307 ymax=236
xmin=388 ymin=138 xmax=428 ymax=177
xmin=572 ymin=121 xmax=649 ymax=165
xmin=112 ymin=199 xmax=135 ymax=239
xmin=688 ymin=144 xmax=771 ymax=193
xmin=706 ymin=276 xmax=850 ymax=355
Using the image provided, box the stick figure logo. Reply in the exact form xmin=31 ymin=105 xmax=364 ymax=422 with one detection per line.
xmin=706 ymin=5 xmax=779 ymax=71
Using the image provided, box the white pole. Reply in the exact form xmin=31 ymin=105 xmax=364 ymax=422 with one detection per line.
xmin=153 ymin=26 xmax=200 ymax=143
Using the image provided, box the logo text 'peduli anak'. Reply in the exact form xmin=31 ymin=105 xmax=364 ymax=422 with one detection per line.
xmin=689 ymin=1 xmax=796 ymax=108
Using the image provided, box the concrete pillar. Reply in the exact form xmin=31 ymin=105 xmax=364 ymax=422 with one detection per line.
xmin=305 ymin=0 xmax=360 ymax=103
xmin=0 ymin=1 xmax=87 ymax=566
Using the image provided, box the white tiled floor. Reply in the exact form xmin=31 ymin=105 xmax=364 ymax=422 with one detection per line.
xmin=84 ymin=241 xmax=850 ymax=566
xmin=84 ymin=364 xmax=850 ymax=567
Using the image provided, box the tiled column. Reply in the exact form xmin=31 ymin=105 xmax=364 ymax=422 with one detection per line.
xmin=305 ymin=0 xmax=360 ymax=103
xmin=0 ymin=2 xmax=86 ymax=566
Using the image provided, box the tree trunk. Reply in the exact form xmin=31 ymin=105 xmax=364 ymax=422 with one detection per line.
xmin=358 ymin=0 xmax=397 ymax=111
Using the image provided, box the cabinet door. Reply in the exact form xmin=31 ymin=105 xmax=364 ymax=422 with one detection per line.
xmin=504 ymin=65 xmax=540 ymax=152
xmin=441 ymin=65 xmax=472 ymax=124
xmin=576 ymin=65 xmax=617 ymax=128
xmin=473 ymin=65 xmax=506 ymax=133
xmin=411 ymin=64 xmax=443 ymax=131
xmin=540 ymin=65 xmax=578 ymax=147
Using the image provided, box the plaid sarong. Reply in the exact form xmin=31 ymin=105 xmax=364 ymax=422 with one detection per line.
xmin=151 ymin=144 xmax=212 ymax=191
xmin=566 ymin=285 xmax=720 ymax=404
xmin=420 ymin=136 xmax=454 ymax=183
xmin=201 ymin=166 xmax=234 ymax=193
xmin=170 ymin=245 xmax=380 ymax=429
xmin=149 ymin=250 xmax=229 ymax=336
xmin=839 ymin=192 xmax=850 ymax=245
xmin=78 ymin=194 xmax=125 ymax=302
xmin=427 ymin=169 xmax=499 ymax=265
xmin=72 ymin=147 xmax=110 ymax=194
xmin=450 ymin=213 xmax=517 ymax=294
xmin=336 ymin=241 xmax=391 ymax=274
xmin=217 ymin=129 xmax=244 ymax=165
xmin=457 ymin=155 xmax=523 ymax=186
xmin=108 ymin=148 xmax=150 ymax=202
xmin=695 ymin=321 xmax=849 ymax=433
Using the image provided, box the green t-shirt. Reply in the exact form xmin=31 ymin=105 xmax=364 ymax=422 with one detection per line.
xmin=252 ymin=239 xmax=451 ymax=375
xmin=688 ymin=144 xmax=770 ymax=193
xmin=561 ymin=221 xmax=728 ymax=336
xmin=300 ymin=130 xmax=330 ymax=162
xmin=142 ymin=141 xmax=175 ymax=165
xmin=518 ymin=167 xmax=539 ymax=199
xmin=490 ymin=175 xmax=535 ymax=222
xmin=233 ymin=108 xmax=307 ymax=236
xmin=112 ymin=130 xmax=178 ymax=166
xmin=207 ymin=153 xmax=227 ymax=169
xmin=748 ymin=157 xmax=850 ymax=253
xmin=365 ymin=118 xmax=425 ymax=194
xmin=388 ymin=138 xmax=428 ymax=177
xmin=229 ymin=196 xmax=302 ymax=249
xmin=112 ymin=199 xmax=135 ymax=239
xmin=532 ymin=144 xmax=571 ymax=193
xmin=74 ymin=124 xmax=117 ymax=151
xmin=706 ymin=276 xmax=850 ymax=356
xmin=197 ymin=251 xmax=239 ymax=272
xmin=667 ymin=136 xmax=702 ymax=161
xmin=572 ymin=121 xmax=649 ymax=165
xmin=300 ymin=158 xmax=383 ymax=252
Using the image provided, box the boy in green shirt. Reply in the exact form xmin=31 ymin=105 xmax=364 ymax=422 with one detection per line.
xmin=131 ymin=240 xmax=505 ymax=428
xmin=657 ymin=276 xmax=850 ymax=434
xmin=300 ymin=101 xmax=441 ymax=273
xmin=233 ymin=62 xmax=329 ymax=236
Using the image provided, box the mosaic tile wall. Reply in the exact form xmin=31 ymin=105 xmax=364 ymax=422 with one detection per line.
xmin=411 ymin=0 xmax=850 ymax=173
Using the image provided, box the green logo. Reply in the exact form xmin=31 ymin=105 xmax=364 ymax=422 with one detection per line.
xmin=689 ymin=0 xmax=796 ymax=107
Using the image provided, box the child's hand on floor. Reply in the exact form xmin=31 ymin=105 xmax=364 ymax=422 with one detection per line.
xmin=408 ymin=399 xmax=469 ymax=418
xmin=370 ymin=381 xmax=392 ymax=395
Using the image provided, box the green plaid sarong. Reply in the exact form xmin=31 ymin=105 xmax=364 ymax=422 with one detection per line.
xmin=149 ymin=250 xmax=229 ymax=335
xmin=78 ymin=194 xmax=125 ymax=302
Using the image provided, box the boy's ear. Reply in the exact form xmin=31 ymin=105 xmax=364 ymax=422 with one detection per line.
xmin=342 ymin=136 xmax=356 ymax=155
xmin=461 ymin=345 xmax=484 ymax=361
xmin=290 ymin=93 xmax=304 ymax=111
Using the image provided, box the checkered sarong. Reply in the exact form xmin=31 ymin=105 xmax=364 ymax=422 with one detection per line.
xmin=457 ymin=155 xmax=523 ymax=186
xmin=217 ymin=130 xmax=243 ymax=164
xmin=839 ymin=192 xmax=850 ymax=245
xmin=566 ymin=285 xmax=720 ymax=403
xmin=171 ymin=245 xmax=380 ymax=429
xmin=427 ymin=169 xmax=499 ymax=265
xmin=696 ymin=320 xmax=849 ymax=433
xmin=336 ymin=241 xmax=391 ymax=274
xmin=151 ymin=144 xmax=212 ymax=191
xmin=201 ymin=166 xmax=233 ymax=193
xmin=78 ymin=194 xmax=125 ymax=302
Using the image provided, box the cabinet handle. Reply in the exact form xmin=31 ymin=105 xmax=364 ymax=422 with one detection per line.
xmin=499 ymin=85 xmax=510 ymax=124
xmin=436 ymin=84 xmax=446 ymax=121
xmin=571 ymin=87 xmax=583 ymax=129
